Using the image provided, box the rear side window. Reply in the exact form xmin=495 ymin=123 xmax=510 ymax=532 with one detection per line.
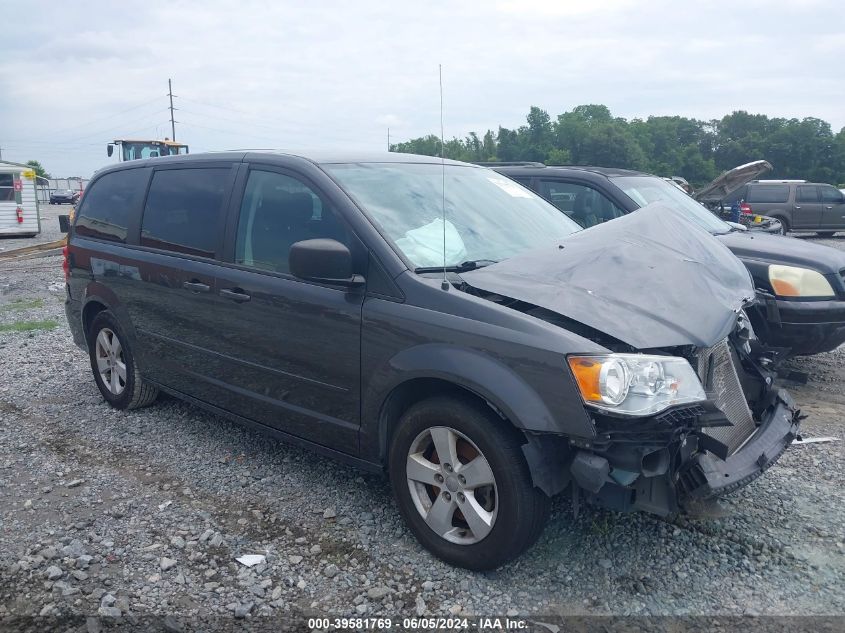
xmin=141 ymin=168 xmax=230 ymax=258
xmin=746 ymin=185 xmax=789 ymax=204
xmin=75 ymin=169 xmax=147 ymax=242
xmin=796 ymin=185 xmax=819 ymax=203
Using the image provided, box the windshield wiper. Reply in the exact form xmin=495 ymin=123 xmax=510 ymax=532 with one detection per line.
xmin=414 ymin=259 xmax=498 ymax=274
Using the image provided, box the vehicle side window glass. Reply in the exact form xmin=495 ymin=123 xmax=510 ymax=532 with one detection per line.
xmin=745 ymin=185 xmax=789 ymax=204
xmin=723 ymin=186 xmax=746 ymax=204
xmin=235 ymin=170 xmax=349 ymax=274
xmin=140 ymin=168 xmax=229 ymax=258
xmin=796 ymin=185 xmax=819 ymax=203
xmin=538 ymin=180 xmax=624 ymax=228
xmin=820 ymin=186 xmax=843 ymax=203
xmin=0 ymin=173 xmax=14 ymax=201
xmin=75 ymin=169 xmax=147 ymax=243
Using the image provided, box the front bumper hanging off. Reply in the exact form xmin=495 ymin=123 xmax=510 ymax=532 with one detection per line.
xmin=677 ymin=389 xmax=800 ymax=501
xmin=567 ymin=389 xmax=801 ymax=517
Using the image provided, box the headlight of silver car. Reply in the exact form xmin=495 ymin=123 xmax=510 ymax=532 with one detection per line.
xmin=568 ymin=354 xmax=706 ymax=417
xmin=768 ymin=264 xmax=835 ymax=298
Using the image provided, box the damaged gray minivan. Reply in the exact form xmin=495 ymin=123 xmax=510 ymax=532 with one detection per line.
xmin=63 ymin=152 xmax=800 ymax=570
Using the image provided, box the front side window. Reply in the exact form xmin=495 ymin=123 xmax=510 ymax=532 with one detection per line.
xmin=0 ymin=173 xmax=15 ymax=202
xmin=235 ymin=170 xmax=348 ymax=274
xmin=538 ymin=180 xmax=625 ymax=228
xmin=796 ymin=185 xmax=819 ymax=203
xmin=75 ymin=169 xmax=147 ymax=242
xmin=323 ymin=163 xmax=580 ymax=269
xmin=746 ymin=185 xmax=789 ymax=204
xmin=820 ymin=186 xmax=843 ymax=204
xmin=141 ymin=168 xmax=230 ymax=258
xmin=612 ymin=175 xmax=731 ymax=235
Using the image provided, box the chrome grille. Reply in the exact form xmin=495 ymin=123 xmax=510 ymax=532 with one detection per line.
xmin=695 ymin=339 xmax=756 ymax=455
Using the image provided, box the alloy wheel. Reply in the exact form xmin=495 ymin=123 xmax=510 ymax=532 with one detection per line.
xmin=95 ymin=328 xmax=127 ymax=395
xmin=406 ymin=426 xmax=498 ymax=545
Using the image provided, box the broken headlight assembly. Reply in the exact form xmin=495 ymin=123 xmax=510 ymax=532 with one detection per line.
xmin=768 ymin=264 xmax=835 ymax=298
xmin=567 ymin=354 xmax=706 ymax=417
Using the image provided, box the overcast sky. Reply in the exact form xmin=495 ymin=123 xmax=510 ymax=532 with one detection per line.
xmin=0 ymin=0 xmax=842 ymax=178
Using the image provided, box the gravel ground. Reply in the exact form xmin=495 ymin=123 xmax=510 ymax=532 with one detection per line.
xmin=1 ymin=227 xmax=844 ymax=627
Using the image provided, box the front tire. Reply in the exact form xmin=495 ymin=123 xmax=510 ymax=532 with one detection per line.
xmin=389 ymin=396 xmax=550 ymax=570
xmin=87 ymin=311 xmax=158 ymax=410
xmin=773 ymin=217 xmax=789 ymax=234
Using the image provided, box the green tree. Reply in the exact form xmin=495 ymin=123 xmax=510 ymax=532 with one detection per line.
xmin=25 ymin=160 xmax=50 ymax=179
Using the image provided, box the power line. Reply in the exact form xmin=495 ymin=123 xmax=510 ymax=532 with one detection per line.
xmin=7 ymin=95 xmax=165 ymax=142
xmin=7 ymin=109 xmax=172 ymax=146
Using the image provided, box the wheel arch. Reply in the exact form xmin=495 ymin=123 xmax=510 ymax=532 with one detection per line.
xmin=365 ymin=344 xmax=577 ymax=497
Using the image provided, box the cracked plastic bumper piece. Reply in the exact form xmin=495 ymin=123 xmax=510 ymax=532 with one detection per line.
xmin=679 ymin=389 xmax=800 ymax=500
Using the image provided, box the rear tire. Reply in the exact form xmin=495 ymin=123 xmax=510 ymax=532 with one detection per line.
xmin=87 ymin=311 xmax=158 ymax=410
xmin=772 ymin=217 xmax=789 ymax=234
xmin=388 ymin=396 xmax=550 ymax=570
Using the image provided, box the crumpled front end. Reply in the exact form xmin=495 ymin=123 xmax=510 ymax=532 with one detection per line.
xmin=566 ymin=314 xmax=801 ymax=517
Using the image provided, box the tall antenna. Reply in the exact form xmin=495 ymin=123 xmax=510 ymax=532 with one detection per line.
xmin=439 ymin=64 xmax=449 ymax=291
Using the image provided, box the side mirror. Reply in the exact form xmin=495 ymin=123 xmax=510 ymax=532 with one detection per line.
xmin=289 ymin=239 xmax=364 ymax=287
xmin=107 ymin=144 xmax=114 ymax=157
xmin=58 ymin=214 xmax=71 ymax=233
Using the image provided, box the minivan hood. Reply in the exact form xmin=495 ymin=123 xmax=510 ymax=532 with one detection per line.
xmin=462 ymin=203 xmax=754 ymax=350
xmin=718 ymin=230 xmax=845 ymax=274
xmin=695 ymin=160 xmax=773 ymax=203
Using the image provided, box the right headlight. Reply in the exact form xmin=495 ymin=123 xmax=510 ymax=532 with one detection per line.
xmin=768 ymin=264 xmax=835 ymax=298
xmin=567 ymin=354 xmax=706 ymax=417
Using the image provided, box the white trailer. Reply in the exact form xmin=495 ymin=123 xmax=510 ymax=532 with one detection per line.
xmin=0 ymin=161 xmax=41 ymax=237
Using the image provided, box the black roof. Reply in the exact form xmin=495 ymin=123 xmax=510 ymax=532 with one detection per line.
xmin=490 ymin=164 xmax=648 ymax=178
xmin=92 ymin=151 xmax=478 ymax=178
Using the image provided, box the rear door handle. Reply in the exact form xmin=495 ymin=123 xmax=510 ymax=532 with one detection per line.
xmin=220 ymin=288 xmax=251 ymax=303
xmin=794 ymin=205 xmax=801 ymax=210
xmin=183 ymin=280 xmax=210 ymax=293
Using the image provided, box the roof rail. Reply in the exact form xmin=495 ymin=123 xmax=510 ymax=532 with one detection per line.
xmin=474 ymin=161 xmax=546 ymax=168
xmin=753 ymin=179 xmax=807 ymax=183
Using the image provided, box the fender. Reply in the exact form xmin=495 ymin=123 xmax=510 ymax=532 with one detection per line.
xmin=361 ymin=342 xmax=595 ymax=464
xmin=80 ymin=282 xmax=148 ymax=369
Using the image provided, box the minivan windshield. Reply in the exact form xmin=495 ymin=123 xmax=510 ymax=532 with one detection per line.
xmin=612 ymin=175 xmax=732 ymax=235
xmin=324 ymin=163 xmax=581 ymax=269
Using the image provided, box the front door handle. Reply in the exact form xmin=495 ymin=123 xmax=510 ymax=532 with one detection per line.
xmin=220 ymin=288 xmax=251 ymax=303
xmin=183 ymin=280 xmax=210 ymax=293
xmin=794 ymin=205 xmax=801 ymax=210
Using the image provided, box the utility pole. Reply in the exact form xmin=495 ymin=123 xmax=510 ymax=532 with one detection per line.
xmin=387 ymin=128 xmax=390 ymax=151
xmin=168 ymin=78 xmax=177 ymax=141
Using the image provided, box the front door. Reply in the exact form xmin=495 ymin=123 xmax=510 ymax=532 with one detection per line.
xmin=208 ymin=167 xmax=364 ymax=454
xmin=819 ymin=185 xmax=845 ymax=230
xmin=792 ymin=185 xmax=824 ymax=230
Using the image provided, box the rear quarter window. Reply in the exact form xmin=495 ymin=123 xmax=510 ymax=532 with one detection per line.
xmin=746 ymin=185 xmax=790 ymax=204
xmin=140 ymin=168 xmax=231 ymax=258
xmin=74 ymin=168 xmax=148 ymax=242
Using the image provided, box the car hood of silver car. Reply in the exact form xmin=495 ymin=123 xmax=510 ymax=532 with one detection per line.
xmin=462 ymin=203 xmax=755 ymax=350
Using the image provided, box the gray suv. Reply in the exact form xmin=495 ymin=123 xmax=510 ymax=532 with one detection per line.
xmin=725 ymin=181 xmax=845 ymax=235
